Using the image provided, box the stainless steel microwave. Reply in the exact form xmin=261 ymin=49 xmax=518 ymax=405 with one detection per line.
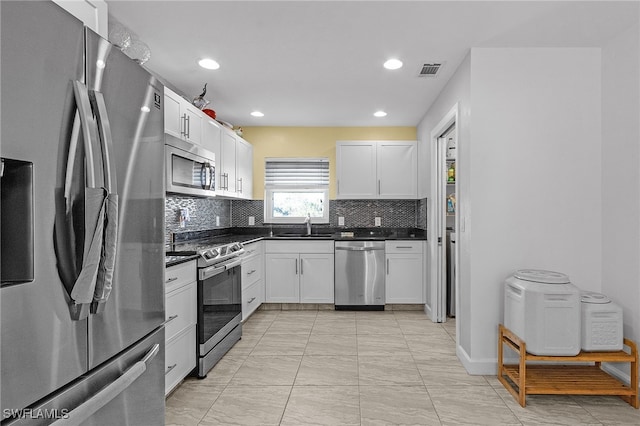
xmin=165 ymin=134 xmax=216 ymax=197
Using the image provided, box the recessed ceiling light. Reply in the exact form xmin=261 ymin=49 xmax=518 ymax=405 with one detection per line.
xmin=383 ymin=58 xmax=403 ymax=70
xmin=251 ymin=111 xmax=264 ymax=117
xmin=198 ymin=58 xmax=220 ymax=70
xmin=374 ymin=111 xmax=387 ymax=117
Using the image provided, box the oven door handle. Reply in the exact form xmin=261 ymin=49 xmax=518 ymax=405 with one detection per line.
xmin=199 ymin=264 xmax=227 ymax=281
xmin=224 ymin=258 xmax=242 ymax=270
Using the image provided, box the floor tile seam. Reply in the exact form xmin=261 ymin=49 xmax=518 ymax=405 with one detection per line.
xmin=421 ymin=384 xmax=448 ymax=426
xmin=557 ymin=396 xmax=621 ymax=426
xmin=196 ymin=380 xmax=229 ymax=426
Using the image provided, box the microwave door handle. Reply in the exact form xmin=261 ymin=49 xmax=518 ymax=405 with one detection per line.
xmin=200 ymin=163 xmax=207 ymax=189
xmin=50 ymin=344 xmax=160 ymax=426
xmin=209 ymin=164 xmax=215 ymax=191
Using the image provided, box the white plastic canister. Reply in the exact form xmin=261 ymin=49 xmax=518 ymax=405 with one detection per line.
xmin=504 ymin=269 xmax=581 ymax=356
xmin=581 ymin=292 xmax=623 ymax=352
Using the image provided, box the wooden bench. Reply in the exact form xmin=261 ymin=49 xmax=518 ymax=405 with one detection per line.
xmin=498 ymin=324 xmax=638 ymax=408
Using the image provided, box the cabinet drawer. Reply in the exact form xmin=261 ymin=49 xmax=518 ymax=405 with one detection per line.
xmin=242 ymin=255 xmax=263 ymax=290
xmin=266 ymin=240 xmax=334 ymax=254
xmin=165 ymin=260 xmax=196 ymax=293
xmin=242 ymin=241 xmax=263 ymax=258
xmin=242 ymin=280 xmax=263 ymax=321
xmin=165 ymin=281 xmax=197 ymax=341
xmin=165 ymin=325 xmax=196 ymax=395
xmin=385 ymin=240 xmax=423 ymax=254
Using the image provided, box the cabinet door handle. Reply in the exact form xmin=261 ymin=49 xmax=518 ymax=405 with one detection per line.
xmin=337 ymin=180 xmax=340 ymax=195
xmin=300 ymin=259 xmax=304 ymax=275
xmin=387 ymin=259 xmax=389 ymax=275
xmin=238 ymin=178 xmax=243 ymax=193
xmin=166 ymin=314 xmax=178 ymax=323
xmin=186 ymin=115 xmax=190 ymax=138
xmin=396 ymin=246 xmax=413 ymax=249
xmin=165 ymin=363 xmax=177 ymax=375
xmin=247 ymin=269 xmax=256 ymax=275
xmin=166 ymin=277 xmax=178 ymax=283
xmin=180 ymin=114 xmax=187 ymax=137
xmin=295 ymin=259 xmax=298 ymax=275
xmin=378 ymin=179 xmax=381 ymax=195
xmin=248 ymin=297 xmax=256 ymax=304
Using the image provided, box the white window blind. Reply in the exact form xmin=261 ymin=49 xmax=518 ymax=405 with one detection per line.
xmin=265 ymin=158 xmax=329 ymax=188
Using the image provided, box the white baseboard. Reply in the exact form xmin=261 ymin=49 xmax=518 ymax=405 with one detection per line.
xmin=456 ymin=344 xmax=498 ymax=375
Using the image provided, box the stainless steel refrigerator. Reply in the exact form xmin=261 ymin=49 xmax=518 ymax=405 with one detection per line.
xmin=1 ymin=1 xmax=165 ymax=424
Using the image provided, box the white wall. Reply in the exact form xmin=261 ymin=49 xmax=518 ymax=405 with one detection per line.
xmin=419 ymin=47 xmax=604 ymax=374
xmin=601 ymin=22 xmax=640 ymax=380
xmin=468 ymin=47 xmax=602 ymax=373
xmin=417 ymin=53 xmax=471 ymax=353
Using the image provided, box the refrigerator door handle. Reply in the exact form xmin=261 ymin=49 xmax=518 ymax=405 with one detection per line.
xmin=90 ymin=90 xmax=117 ymax=193
xmin=63 ymin=81 xmax=104 ymax=320
xmin=71 ymin=81 xmax=98 ymax=188
xmin=89 ymin=90 xmax=119 ymax=315
xmin=51 ymin=343 xmax=160 ymax=426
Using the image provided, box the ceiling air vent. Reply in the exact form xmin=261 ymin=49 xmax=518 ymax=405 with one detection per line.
xmin=418 ymin=63 xmax=442 ymax=77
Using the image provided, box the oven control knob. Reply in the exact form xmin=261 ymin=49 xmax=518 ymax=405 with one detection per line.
xmin=210 ymin=249 xmax=219 ymax=258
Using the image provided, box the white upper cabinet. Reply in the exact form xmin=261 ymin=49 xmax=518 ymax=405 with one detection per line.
xmin=213 ymin=128 xmax=253 ymax=199
xmin=377 ymin=142 xmax=417 ymax=198
xmin=336 ymin=141 xmax=377 ymax=198
xmin=220 ymin=130 xmax=238 ymax=195
xmin=53 ymin=0 xmax=108 ymax=38
xmin=164 ymin=88 xmax=183 ymax=140
xmin=183 ymin=104 xmax=203 ymax=145
xmin=336 ymin=140 xmax=417 ymax=199
xmin=163 ymin=87 xmax=253 ymax=199
xmin=235 ymin=137 xmax=253 ymax=199
xmin=163 ymin=86 xmax=202 ymax=145
xmin=202 ymin=116 xmax=222 ymax=157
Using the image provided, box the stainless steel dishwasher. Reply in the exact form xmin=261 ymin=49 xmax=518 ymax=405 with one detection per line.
xmin=334 ymin=241 xmax=385 ymax=310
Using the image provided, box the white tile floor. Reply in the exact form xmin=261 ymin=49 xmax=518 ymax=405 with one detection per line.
xmin=165 ymin=309 xmax=640 ymax=425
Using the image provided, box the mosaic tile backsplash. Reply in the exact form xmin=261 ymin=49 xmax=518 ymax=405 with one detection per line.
xmin=231 ymin=199 xmax=427 ymax=229
xmin=165 ymin=195 xmax=231 ymax=243
xmin=166 ymin=197 xmax=427 ymax=244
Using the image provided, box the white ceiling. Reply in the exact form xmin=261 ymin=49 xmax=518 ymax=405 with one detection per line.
xmin=106 ymin=1 xmax=638 ymax=127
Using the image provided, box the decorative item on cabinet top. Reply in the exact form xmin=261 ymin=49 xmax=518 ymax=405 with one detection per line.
xmin=192 ymin=83 xmax=210 ymax=110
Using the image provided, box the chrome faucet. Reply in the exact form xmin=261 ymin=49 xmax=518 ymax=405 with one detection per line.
xmin=305 ymin=213 xmax=312 ymax=235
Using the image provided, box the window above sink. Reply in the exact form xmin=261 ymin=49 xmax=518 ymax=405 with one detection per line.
xmin=264 ymin=158 xmax=329 ymax=224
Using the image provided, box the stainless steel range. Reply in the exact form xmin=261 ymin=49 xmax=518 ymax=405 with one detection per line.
xmin=190 ymin=241 xmax=244 ymax=378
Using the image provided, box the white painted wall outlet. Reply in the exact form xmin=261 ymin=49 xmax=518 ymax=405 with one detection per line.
xmin=248 ymin=216 xmax=255 ymax=226
xmin=338 ymin=216 xmax=345 ymax=226
xmin=375 ymin=217 xmax=381 ymax=227
xmin=216 ymin=216 xmax=220 ymax=226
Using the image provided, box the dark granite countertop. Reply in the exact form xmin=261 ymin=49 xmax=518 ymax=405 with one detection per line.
xmin=166 ymin=227 xmax=426 ymax=265
xmin=166 ymin=227 xmax=427 ymax=265
xmin=165 ymin=254 xmax=199 ymax=268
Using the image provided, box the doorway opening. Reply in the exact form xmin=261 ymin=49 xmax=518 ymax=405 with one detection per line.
xmin=426 ymin=104 xmax=458 ymax=324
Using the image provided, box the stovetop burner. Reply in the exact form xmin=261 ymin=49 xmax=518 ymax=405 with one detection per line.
xmin=168 ymin=239 xmax=244 ymax=267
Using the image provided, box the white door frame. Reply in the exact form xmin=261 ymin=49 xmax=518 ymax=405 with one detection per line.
xmin=427 ymin=103 xmax=458 ymax=323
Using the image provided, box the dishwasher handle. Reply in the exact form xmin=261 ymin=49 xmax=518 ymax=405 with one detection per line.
xmin=335 ymin=246 xmax=384 ymax=252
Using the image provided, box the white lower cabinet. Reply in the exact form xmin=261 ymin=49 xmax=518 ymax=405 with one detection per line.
xmin=242 ymin=280 xmax=263 ymax=319
xmin=385 ymin=241 xmax=425 ymax=303
xmin=265 ymin=241 xmax=334 ymax=303
xmin=241 ymin=242 xmax=264 ymax=320
xmin=164 ymin=260 xmax=197 ymax=395
xmin=165 ymin=325 xmax=196 ymax=395
xmin=299 ymin=254 xmax=334 ymax=303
